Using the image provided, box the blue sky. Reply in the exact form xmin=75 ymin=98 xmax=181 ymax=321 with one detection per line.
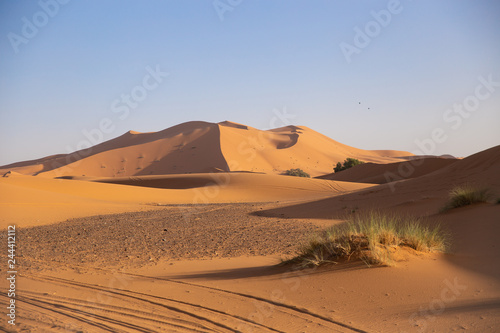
xmin=1 ymin=0 xmax=499 ymax=165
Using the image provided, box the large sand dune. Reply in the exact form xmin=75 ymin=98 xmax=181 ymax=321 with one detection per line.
xmin=0 ymin=121 xmax=413 ymax=178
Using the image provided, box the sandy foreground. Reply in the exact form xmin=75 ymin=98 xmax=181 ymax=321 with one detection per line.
xmin=2 ymin=203 xmax=499 ymax=332
xmin=0 ymin=123 xmax=498 ymax=332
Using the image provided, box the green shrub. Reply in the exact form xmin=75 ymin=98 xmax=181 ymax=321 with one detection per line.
xmin=334 ymin=158 xmax=364 ymax=173
xmin=284 ymin=168 xmax=310 ymax=178
xmin=285 ymin=211 xmax=446 ymax=268
xmin=441 ymin=184 xmax=490 ymax=212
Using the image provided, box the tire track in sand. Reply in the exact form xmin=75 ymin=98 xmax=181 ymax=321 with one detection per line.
xmin=24 ymin=272 xmax=368 ymax=332
xmin=21 ymin=275 xmax=285 ymax=332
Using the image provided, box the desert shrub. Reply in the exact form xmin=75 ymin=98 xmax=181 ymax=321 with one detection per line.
xmin=285 ymin=211 xmax=446 ymax=268
xmin=441 ymin=184 xmax=490 ymax=212
xmin=334 ymin=158 xmax=364 ymax=173
xmin=284 ymin=168 xmax=310 ymax=178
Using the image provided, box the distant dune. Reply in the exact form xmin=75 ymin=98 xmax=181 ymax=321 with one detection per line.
xmin=317 ymin=157 xmax=459 ymax=184
xmin=0 ymin=121 xmax=414 ymax=178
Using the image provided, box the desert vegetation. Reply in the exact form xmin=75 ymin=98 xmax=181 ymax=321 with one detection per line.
xmin=441 ymin=184 xmax=490 ymax=212
xmin=334 ymin=158 xmax=364 ymax=173
xmin=286 ymin=211 xmax=446 ymax=268
xmin=284 ymin=168 xmax=310 ymax=178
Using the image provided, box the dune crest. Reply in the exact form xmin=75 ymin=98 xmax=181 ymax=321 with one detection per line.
xmin=218 ymin=120 xmax=249 ymax=130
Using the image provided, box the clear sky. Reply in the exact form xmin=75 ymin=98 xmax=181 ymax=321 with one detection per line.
xmin=1 ymin=0 xmax=499 ymax=165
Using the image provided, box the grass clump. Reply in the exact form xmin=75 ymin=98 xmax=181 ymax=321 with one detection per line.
xmin=441 ymin=184 xmax=490 ymax=212
xmin=286 ymin=211 xmax=446 ymax=268
xmin=284 ymin=168 xmax=310 ymax=178
xmin=334 ymin=158 xmax=364 ymax=173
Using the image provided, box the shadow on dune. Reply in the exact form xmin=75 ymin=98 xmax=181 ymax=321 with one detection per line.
xmin=436 ymin=205 xmax=500 ymax=281
xmin=400 ymin=298 xmax=500 ymax=317
xmin=436 ymin=299 xmax=500 ymax=314
xmin=316 ymin=157 xmax=458 ymax=184
xmin=136 ymin=123 xmax=229 ymax=176
xmin=276 ymin=133 xmax=299 ymax=149
xmin=250 ymin=188 xmax=388 ymax=219
xmin=93 ymin=176 xmax=220 ymax=189
xmin=166 ymin=260 xmax=369 ymax=281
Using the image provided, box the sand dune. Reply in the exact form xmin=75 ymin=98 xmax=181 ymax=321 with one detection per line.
xmin=258 ymin=144 xmax=500 ymax=219
xmin=0 ymin=172 xmax=374 ymax=228
xmin=0 ymin=121 xmax=414 ymax=178
xmin=317 ymin=157 xmax=458 ymax=184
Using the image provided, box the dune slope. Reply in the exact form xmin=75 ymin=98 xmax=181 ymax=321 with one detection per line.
xmin=258 ymin=144 xmax=500 ymax=218
xmin=31 ymin=121 xmax=229 ymax=178
xmin=317 ymin=157 xmax=458 ymax=184
xmin=218 ymin=121 xmax=414 ymax=177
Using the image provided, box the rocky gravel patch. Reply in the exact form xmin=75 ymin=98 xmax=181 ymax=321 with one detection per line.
xmin=17 ymin=203 xmax=320 ymax=271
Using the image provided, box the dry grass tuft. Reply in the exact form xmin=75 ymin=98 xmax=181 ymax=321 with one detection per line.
xmin=441 ymin=184 xmax=490 ymax=212
xmin=285 ymin=211 xmax=446 ymax=268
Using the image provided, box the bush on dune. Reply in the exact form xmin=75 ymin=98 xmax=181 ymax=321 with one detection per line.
xmin=284 ymin=168 xmax=310 ymax=178
xmin=334 ymin=158 xmax=364 ymax=173
xmin=441 ymin=184 xmax=490 ymax=212
xmin=285 ymin=211 xmax=446 ymax=268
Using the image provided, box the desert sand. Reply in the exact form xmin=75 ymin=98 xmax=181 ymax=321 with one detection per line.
xmin=0 ymin=121 xmax=498 ymax=332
